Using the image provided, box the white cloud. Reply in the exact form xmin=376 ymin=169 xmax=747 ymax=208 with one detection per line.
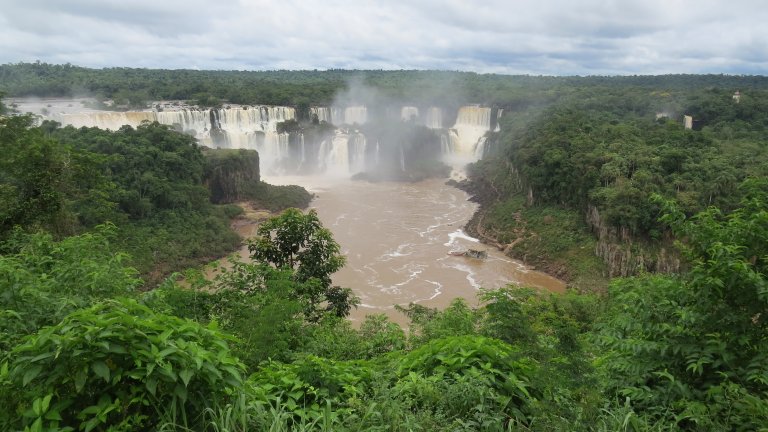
xmin=0 ymin=0 xmax=766 ymax=74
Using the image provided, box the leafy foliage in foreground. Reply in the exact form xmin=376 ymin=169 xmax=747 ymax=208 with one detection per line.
xmin=595 ymin=179 xmax=768 ymax=430
xmin=1 ymin=299 xmax=244 ymax=431
xmin=0 ymin=225 xmax=140 ymax=353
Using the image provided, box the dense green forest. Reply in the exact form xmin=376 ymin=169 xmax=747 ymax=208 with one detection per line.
xmin=0 ymin=114 xmax=309 ymax=283
xmin=463 ymin=84 xmax=768 ymax=287
xmin=1 ymin=66 xmax=768 ymax=430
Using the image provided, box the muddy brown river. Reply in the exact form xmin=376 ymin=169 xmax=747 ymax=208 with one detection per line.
xmin=261 ymin=176 xmax=565 ymax=325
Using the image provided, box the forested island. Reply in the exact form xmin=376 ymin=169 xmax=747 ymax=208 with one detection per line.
xmin=1 ymin=63 xmax=767 ymax=431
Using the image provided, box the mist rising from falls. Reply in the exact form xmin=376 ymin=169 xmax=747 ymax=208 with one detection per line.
xmin=424 ymin=107 xmax=443 ymax=129
xmin=401 ymin=106 xmax=419 ymax=122
xmin=331 ymin=106 xmax=367 ymax=125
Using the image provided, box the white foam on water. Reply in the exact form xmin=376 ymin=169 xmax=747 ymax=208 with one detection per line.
xmin=445 ymin=262 xmax=482 ymax=289
xmin=444 ymin=229 xmax=480 ymax=247
xmin=422 ymin=280 xmax=444 ymax=300
xmin=358 ymin=303 xmax=396 ymax=310
xmin=380 ymin=243 xmax=414 ymax=260
xmin=333 ymin=213 xmax=348 ymax=227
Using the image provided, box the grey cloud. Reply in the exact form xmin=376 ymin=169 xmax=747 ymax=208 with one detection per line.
xmin=0 ymin=0 xmax=766 ymax=75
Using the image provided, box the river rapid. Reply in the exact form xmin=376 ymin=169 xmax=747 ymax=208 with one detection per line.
xmin=262 ymin=175 xmax=565 ymax=325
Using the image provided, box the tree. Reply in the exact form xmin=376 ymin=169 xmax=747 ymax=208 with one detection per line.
xmin=595 ymin=179 xmax=768 ymax=429
xmin=248 ymin=208 xmax=357 ymax=319
xmin=0 ymin=115 xmax=74 ymax=237
xmin=0 ymin=91 xmax=7 ymax=115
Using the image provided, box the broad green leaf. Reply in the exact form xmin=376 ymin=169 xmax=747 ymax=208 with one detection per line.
xmin=91 ymin=361 xmax=110 ymax=382
xmin=22 ymin=365 xmax=42 ymax=386
xmin=74 ymin=368 xmax=87 ymax=393
xmin=145 ymin=377 xmax=158 ymax=396
xmin=44 ymin=409 xmax=63 ymax=421
xmin=29 ymin=352 xmax=54 ymax=363
xmin=30 ymin=417 xmax=43 ymax=432
xmin=41 ymin=394 xmax=52 ymax=413
xmin=174 ymin=383 xmax=188 ymax=402
xmin=179 ymin=368 xmax=193 ymax=387
xmin=33 ymin=397 xmax=42 ymax=416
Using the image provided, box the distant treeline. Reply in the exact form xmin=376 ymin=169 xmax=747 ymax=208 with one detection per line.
xmin=3 ymin=61 xmax=768 ymax=108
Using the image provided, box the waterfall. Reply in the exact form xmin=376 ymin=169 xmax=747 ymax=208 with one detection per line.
xmin=401 ymin=106 xmax=419 ymax=122
xmin=298 ymin=133 xmax=306 ymax=171
xmin=157 ymin=109 xmax=209 ymax=136
xmin=42 ymin=101 xmax=500 ymax=175
xmin=50 ymin=111 xmax=155 ymax=130
xmin=494 ymin=108 xmax=504 ymax=132
xmin=256 ymin=132 xmax=291 ymax=174
xmin=49 ymin=105 xmax=295 ymax=148
xmin=317 ymin=139 xmax=329 ymax=171
xmin=440 ymin=134 xmax=452 ymax=155
xmin=424 ymin=107 xmax=443 ymax=129
xmin=349 ymin=134 xmax=367 ymax=173
xmin=310 ymin=107 xmax=331 ymax=123
xmin=316 ymin=130 xmax=368 ymax=175
xmin=455 ymin=106 xmax=492 ymax=129
xmin=448 ymin=105 xmax=493 ymax=156
xmin=325 ymin=133 xmax=351 ymax=175
xmin=331 ymin=106 xmax=367 ymax=125
xmin=474 ymin=136 xmax=487 ymax=159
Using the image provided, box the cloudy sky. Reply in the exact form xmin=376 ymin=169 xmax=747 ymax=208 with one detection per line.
xmin=0 ymin=0 xmax=766 ymax=75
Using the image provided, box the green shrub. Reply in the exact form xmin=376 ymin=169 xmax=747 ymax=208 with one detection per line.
xmin=397 ymin=336 xmax=537 ymax=423
xmin=0 ymin=225 xmax=141 ymax=354
xmin=2 ymin=298 xmax=244 ymax=431
xmin=250 ymin=356 xmax=374 ymax=426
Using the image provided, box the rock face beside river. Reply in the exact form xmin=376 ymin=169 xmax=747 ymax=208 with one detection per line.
xmin=585 ymin=205 xmax=680 ymax=278
xmin=458 ymin=165 xmax=680 ymax=283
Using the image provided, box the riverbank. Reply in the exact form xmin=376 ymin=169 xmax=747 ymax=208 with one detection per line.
xmin=455 ymin=177 xmax=609 ymax=293
xmin=200 ymin=201 xmax=279 ymax=281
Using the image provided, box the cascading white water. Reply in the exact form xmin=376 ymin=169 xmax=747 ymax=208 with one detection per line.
xmin=440 ymin=134 xmax=452 ymax=155
xmin=49 ymin=105 xmax=297 ymax=159
xmin=449 ymin=106 xmax=492 ymax=156
xmin=298 ymin=134 xmax=306 ymax=171
xmin=332 ymin=106 xmax=367 ymax=125
xmin=349 ymin=134 xmax=367 ymax=173
xmin=474 ymin=136 xmax=488 ymax=159
xmin=156 ymin=110 xmax=210 ymax=135
xmin=401 ymin=106 xmax=419 ymax=122
xmin=424 ymin=107 xmax=443 ymax=129
xmin=256 ymin=132 xmax=291 ymax=174
xmin=494 ymin=109 xmax=504 ymax=132
xmin=50 ymin=111 xmax=156 ymax=130
xmin=35 ymin=99 xmax=501 ymax=176
xmin=310 ymin=107 xmax=331 ymax=123
xmin=317 ymin=130 xmax=368 ymax=175
xmin=322 ymin=132 xmax=351 ymax=175
xmin=214 ymin=106 xmax=294 ymax=151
